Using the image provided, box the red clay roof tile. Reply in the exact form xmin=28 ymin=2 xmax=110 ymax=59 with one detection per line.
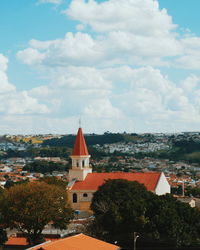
xmin=71 ymin=172 xmax=161 ymax=191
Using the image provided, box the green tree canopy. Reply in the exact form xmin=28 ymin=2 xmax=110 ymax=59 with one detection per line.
xmin=90 ymin=179 xmax=153 ymax=245
xmin=145 ymin=194 xmax=200 ymax=247
xmin=39 ymin=176 xmax=67 ymax=189
xmin=23 ymin=160 xmax=69 ymax=174
xmin=0 ymin=187 xmax=7 ymax=246
xmin=0 ymin=182 xmax=73 ymax=245
xmin=90 ymin=179 xmax=200 ymax=248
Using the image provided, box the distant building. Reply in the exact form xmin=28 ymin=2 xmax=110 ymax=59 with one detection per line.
xmin=68 ymin=128 xmax=170 ymax=211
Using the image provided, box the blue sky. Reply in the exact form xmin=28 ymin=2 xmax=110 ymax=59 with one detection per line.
xmin=0 ymin=0 xmax=200 ymax=134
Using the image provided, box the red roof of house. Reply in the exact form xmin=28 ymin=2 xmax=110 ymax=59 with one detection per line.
xmin=5 ymin=237 xmax=58 ymax=246
xmin=72 ymin=128 xmax=89 ymax=156
xmin=28 ymin=233 xmax=119 ymax=250
xmin=71 ymin=172 xmax=161 ymax=191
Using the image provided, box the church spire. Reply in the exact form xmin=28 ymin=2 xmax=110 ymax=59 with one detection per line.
xmin=72 ymin=127 xmax=89 ymax=156
xmin=69 ymin=127 xmax=92 ymax=182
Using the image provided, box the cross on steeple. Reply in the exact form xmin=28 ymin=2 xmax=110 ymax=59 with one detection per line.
xmin=79 ymin=118 xmax=81 ymax=128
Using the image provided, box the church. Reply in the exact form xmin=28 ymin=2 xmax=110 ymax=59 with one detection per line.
xmin=68 ymin=127 xmax=170 ymax=211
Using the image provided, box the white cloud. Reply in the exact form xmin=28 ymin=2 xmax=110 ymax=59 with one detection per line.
xmin=84 ymin=98 xmax=121 ymax=118
xmin=0 ymin=54 xmax=49 ymax=116
xmin=17 ymin=48 xmax=45 ymax=65
xmin=3 ymin=91 xmax=49 ymax=115
xmin=12 ymin=0 xmax=200 ymax=133
xmin=38 ymin=0 xmax=62 ymax=4
xmin=26 ymin=64 xmax=200 ymax=133
xmin=181 ymin=74 xmax=199 ymax=92
xmin=66 ymin=0 xmax=176 ymax=35
xmin=0 ymin=54 xmax=16 ymax=93
xmin=17 ymin=0 xmax=183 ymax=69
xmin=175 ymin=37 xmax=200 ymax=69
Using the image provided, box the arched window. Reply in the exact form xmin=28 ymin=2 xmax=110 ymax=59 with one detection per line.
xmin=73 ymin=193 xmax=77 ymax=203
xmin=76 ymin=161 xmax=79 ymax=167
xmin=82 ymin=160 xmax=85 ymax=167
xmin=83 ymin=193 xmax=88 ymax=198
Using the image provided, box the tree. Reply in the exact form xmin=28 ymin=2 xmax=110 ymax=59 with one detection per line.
xmin=4 ymin=179 xmax=14 ymax=188
xmin=0 ymin=182 xmax=73 ymax=245
xmin=145 ymin=194 xmax=200 ymax=247
xmin=0 ymin=188 xmax=7 ymax=247
xmin=185 ymin=186 xmax=200 ymax=197
xmin=90 ymin=179 xmax=152 ymax=246
xmin=90 ymin=179 xmax=200 ymax=248
xmin=0 ymin=228 xmax=7 ymax=246
xmin=39 ymin=176 xmax=67 ymax=189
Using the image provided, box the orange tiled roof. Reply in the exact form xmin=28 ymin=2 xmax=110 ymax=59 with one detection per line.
xmin=28 ymin=233 xmax=119 ymax=250
xmin=5 ymin=237 xmax=28 ymax=246
xmin=71 ymin=172 xmax=161 ymax=191
xmin=72 ymin=128 xmax=89 ymax=156
xmin=5 ymin=237 xmax=58 ymax=246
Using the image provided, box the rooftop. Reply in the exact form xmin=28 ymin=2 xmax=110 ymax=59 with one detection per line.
xmin=71 ymin=172 xmax=161 ymax=191
xmin=27 ymin=233 xmax=119 ymax=250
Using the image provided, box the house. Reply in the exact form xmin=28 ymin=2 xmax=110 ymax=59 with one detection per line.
xmin=27 ymin=233 xmax=120 ymax=250
xmin=68 ymin=128 xmax=170 ymax=211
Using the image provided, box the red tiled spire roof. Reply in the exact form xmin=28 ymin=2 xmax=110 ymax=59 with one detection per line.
xmin=71 ymin=172 xmax=161 ymax=191
xmin=72 ymin=128 xmax=89 ymax=156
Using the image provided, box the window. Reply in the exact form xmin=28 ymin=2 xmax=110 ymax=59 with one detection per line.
xmin=76 ymin=162 xmax=79 ymax=167
xmin=83 ymin=193 xmax=88 ymax=198
xmin=82 ymin=160 xmax=85 ymax=167
xmin=73 ymin=193 xmax=77 ymax=203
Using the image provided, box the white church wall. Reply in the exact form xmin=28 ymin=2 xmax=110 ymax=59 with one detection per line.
xmin=155 ymin=172 xmax=170 ymax=195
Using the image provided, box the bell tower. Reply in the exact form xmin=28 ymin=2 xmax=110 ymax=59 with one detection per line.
xmin=69 ymin=127 xmax=92 ymax=181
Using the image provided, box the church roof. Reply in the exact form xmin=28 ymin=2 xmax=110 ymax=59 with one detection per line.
xmin=71 ymin=172 xmax=161 ymax=191
xmin=72 ymin=128 xmax=89 ymax=156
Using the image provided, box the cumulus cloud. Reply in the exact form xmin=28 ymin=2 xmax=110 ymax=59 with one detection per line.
xmin=0 ymin=54 xmax=16 ymax=93
xmin=17 ymin=48 xmax=45 ymax=65
xmin=65 ymin=0 xmax=176 ymax=35
xmin=0 ymin=54 xmax=49 ymax=116
xmin=13 ymin=0 xmax=200 ymax=133
xmin=17 ymin=0 xmax=183 ymax=68
xmin=27 ymin=64 xmax=200 ymax=133
xmin=84 ymin=98 xmax=121 ymax=119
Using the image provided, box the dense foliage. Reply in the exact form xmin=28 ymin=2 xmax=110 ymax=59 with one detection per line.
xmin=38 ymin=176 xmax=67 ymax=189
xmin=0 ymin=187 xmax=7 ymax=245
xmin=1 ymin=146 xmax=70 ymax=159
xmin=90 ymin=179 xmax=200 ymax=248
xmin=43 ymin=132 xmax=124 ymax=147
xmin=185 ymin=186 xmax=200 ymax=197
xmin=23 ymin=160 xmax=69 ymax=174
xmin=0 ymin=182 xmax=73 ymax=245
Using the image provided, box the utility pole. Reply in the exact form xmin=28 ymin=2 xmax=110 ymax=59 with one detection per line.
xmin=134 ymin=232 xmax=139 ymax=250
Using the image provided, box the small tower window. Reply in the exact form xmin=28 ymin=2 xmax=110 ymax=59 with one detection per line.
xmin=73 ymin=193 xmax=77 ymax=203
xmin=83 ymin=193 xmax=88 ymax=198
xmin=76 ymin=162 xmax=79 ymax=167
xmin=82 ymin=160 xmax=85 ymax=167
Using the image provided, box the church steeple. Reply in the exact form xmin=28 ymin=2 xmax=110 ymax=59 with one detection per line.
xmin=69 ymin=127 xmax=92 ymax=182
xmin=72 ymin=128 xmax=89 ymax=156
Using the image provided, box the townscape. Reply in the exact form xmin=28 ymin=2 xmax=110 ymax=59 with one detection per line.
xmin=0 ymin=129 xmax=200 ymax=249
xmin=1 ymin=132 xmax=200 ymax=195
xmin=1 ymin=0 xmax=200 ymax=249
